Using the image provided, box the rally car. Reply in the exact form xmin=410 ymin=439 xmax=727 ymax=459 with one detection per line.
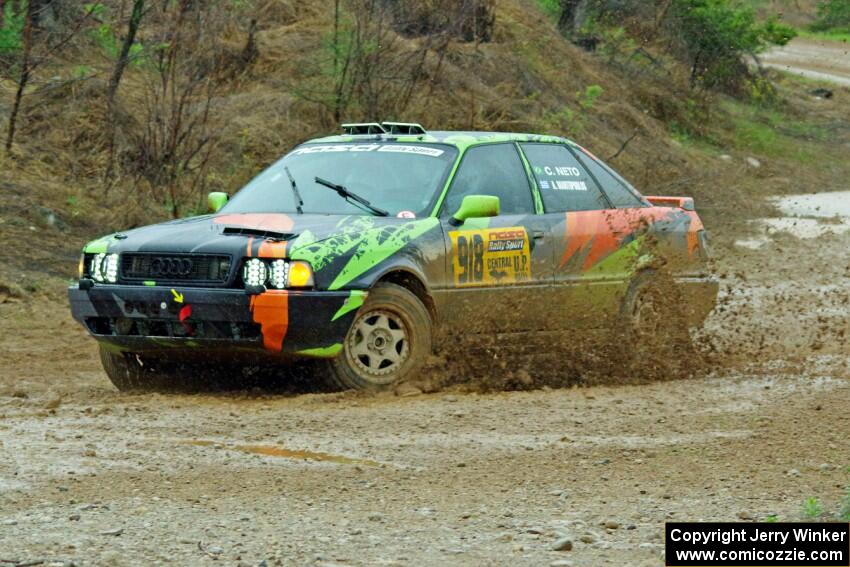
xmin=69 ymin=122 xmax=717 ymax=391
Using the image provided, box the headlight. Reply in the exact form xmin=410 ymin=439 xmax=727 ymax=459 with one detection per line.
xmin=242 ymin=259 xmax=313 ymax=289
xmin=90 ymin=253 xmax=120 ymax=283
xmin=104 ymin=253 xmax=119 ymax=283
xmin=242 ymin=258 xmax=268 ymax=287
xmin=269 ymin=259 xmax=288 ymax=289
xmin=91 ymin=253 xmax=104 ymax=282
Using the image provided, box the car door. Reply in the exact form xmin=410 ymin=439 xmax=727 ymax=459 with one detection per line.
xmin=435 ymin=143 xmax=556 ymax=334
xmin=518 ymin=142 xmax=649 ymax=331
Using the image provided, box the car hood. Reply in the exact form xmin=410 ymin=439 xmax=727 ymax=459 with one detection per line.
xmin=84 ymin=213 xmax=432 ymax=257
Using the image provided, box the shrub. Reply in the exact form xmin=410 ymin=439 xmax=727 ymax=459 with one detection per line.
xmin=802 ymin=496 xmax=823 ymax=519
xmin=812 ymin=0 xmax=850 ymax=32
xmin=0 ymin=0 xmax=27 ymax=56
xmin=666 ymin=0 xmax=796 ymax=91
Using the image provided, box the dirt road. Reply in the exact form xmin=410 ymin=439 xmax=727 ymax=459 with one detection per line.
xmin=761 ymin=37 xmax=850 ymax=87
xmin=1 ymin=190 xmax=850 ymax=566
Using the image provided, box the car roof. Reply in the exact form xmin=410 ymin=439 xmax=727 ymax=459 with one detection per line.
xmin=304 ymin=130 xmax=577 ymax=151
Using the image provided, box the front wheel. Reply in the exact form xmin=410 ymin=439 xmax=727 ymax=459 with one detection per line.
xmin=99 ymin=346 xmax=163 ymax=392
xmin=325 ymin=283 xmax=432 ymax=391
xmin=98 ymin=345 xmax=221 ymax=392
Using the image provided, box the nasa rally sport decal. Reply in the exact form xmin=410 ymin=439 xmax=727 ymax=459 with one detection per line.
xmin=290 ymin=144 xmax=445 ymax=157
xmin=449 ymin=227 xmax=531 ymax=287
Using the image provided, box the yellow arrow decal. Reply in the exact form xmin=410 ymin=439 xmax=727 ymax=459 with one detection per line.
xmin=171 ymin=289 xmax=184 ymax=303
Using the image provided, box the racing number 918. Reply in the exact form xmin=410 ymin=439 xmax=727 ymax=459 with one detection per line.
xmin=456 ymin=234 xmax=484 ymax=284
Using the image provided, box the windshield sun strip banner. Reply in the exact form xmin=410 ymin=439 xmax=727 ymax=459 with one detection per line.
xmin=291 ymin=144 xmax=445 ymax=157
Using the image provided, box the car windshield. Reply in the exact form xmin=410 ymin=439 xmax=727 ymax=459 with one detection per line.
xmin=223 ymin=142 xmax=458 ymax=217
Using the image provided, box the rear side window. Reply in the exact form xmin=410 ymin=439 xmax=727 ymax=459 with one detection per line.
xmin=574 ymin=150 xmax=646 ymax=209
xmin=519 ymin=143 xmax=609 ymax=212
xmin=441 ymin=144 xmax=535 ymax=217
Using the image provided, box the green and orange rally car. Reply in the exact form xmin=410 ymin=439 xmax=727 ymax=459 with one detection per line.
xmin=69 ymin=122 xmax=717 ymax=392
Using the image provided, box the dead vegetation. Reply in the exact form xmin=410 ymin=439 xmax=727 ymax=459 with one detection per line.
xmin=0 ymin=0 xmax=847 ymax=291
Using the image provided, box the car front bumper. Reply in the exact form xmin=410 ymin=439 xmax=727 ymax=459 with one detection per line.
xmin=68 ymin=284 xmax=366 ymax=357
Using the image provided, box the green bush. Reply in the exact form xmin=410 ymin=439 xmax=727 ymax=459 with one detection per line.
xmin=802 ymin=496 xmax=823 ymax=519
xmin=812 ymin=0 xmax=850 ymax=32
xmin=668 ymin=0 xmax=796 ymax=90
xmin=0 ymin=0 xmax=27 ymax=55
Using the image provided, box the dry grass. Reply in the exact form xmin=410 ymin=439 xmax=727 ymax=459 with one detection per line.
xmin=0 ymin=0 xmax=848 ymax=289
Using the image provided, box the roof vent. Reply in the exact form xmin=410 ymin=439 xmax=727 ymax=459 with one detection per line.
xmin=341 ymin=123 xmax=387 ymax=135
xmin=382 ymin=122 xmax=427 ymax=135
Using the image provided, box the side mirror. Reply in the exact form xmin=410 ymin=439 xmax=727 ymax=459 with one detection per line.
xmin=450 ymin=195 xmax=500 ymax=226
xmin=207 ymin=192 xmax=229 ymax=213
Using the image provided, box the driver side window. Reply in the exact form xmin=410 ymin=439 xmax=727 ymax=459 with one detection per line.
xmin=440 ymin=144 xmax=535 ymax=217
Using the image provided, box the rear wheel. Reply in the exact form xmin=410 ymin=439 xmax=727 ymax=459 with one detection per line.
xmin=325 ymin=283 xmax=432 ymax=391
xmin=620 ymin=270 xmax=695 ymax=377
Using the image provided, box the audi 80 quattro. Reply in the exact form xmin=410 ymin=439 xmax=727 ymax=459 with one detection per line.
xmin=69 ymin=122 xmax=718 ymax=391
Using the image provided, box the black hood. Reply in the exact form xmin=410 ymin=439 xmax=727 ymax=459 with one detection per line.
xmin=105 ymin=212 xmax=413 ymax=257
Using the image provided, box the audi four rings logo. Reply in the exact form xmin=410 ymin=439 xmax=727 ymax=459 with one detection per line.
xmin=149 ymin=257 xmax=194 ymax=277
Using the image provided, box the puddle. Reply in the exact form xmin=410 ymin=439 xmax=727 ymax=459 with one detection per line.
xmin=772 ymin=191 xmax=850 ymax=218
xmin=182 ymin=439 xmax=380 ymax=467
xmin=735 ymin=191 xmax=850 ymax=249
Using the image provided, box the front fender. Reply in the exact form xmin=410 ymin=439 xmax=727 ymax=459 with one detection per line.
xmin=288 ymin=217 xmax=443 ymax=291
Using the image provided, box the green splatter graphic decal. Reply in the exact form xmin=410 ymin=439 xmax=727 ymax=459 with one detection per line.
xmin=289 ymin=217 xmax=439 ymax=291
xmin=289 ymin=217 xmax=375 ymax=272
xmin=295 ymin=344 xmax=343 ymax=357
xmin=84 ymin=236 xmax=112 ymax=254
xmin=328 ymin=218 xmax=439 ymax=290
xmin=332 ymin=290 xmax=368 ymax=322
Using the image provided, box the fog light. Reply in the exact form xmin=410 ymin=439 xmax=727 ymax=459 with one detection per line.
xmin=242 ymin=258 xmax=268 ymax=287
xmin=287 ymin=261 xmax=314 ymax=288
xmin=269 ymin=259 xmax=289 ymax=289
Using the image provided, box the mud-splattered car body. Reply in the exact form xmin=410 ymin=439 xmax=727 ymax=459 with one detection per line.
xmin=69 ymin=130 xmax=717 ymax=383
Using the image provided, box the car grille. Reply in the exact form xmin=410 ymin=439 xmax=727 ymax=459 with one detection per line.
xmin=120 ymin=254 xmax=232 ymax=286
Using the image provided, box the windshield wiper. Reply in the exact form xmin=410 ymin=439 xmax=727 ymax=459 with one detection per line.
xmin=314 ymin=176 xmax=389 ymax=217
xmin=284 ymin=166 xmax=304 ymax=214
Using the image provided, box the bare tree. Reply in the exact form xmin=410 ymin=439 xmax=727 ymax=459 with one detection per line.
xmin=298 ymin=0 xmax=455 ymax=123
xmin=104 ymin=0 xmax=147 ymax=183
xmin=1 ymin=1 xmax=97 ymax=155
xmin=4 ymin=0 xmax=35 ymax=153
xmin=126 ymin=0 xmax=226 ymax=218
xmin=106 ymin=0 xmax=145 ymax=105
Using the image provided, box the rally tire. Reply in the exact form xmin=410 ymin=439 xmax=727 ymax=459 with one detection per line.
xmin=99 ymin=346 xmax=152 ymax=391
xmin=325 ymin=283 xmax=432 ymax=391
xmin=98 ymin=345 xmax=213 ymax=392
xmin=619 ymin=269 xmax=695 ymax=377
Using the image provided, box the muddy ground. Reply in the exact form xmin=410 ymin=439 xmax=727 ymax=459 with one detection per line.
xmin=2 ymin=40 xmax=850 ymax=567
xmin=2 ymin=192 xmax=850 ymax=567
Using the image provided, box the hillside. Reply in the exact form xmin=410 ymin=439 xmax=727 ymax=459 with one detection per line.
xmin=0 ymin=0 xmax=848 ymax=298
